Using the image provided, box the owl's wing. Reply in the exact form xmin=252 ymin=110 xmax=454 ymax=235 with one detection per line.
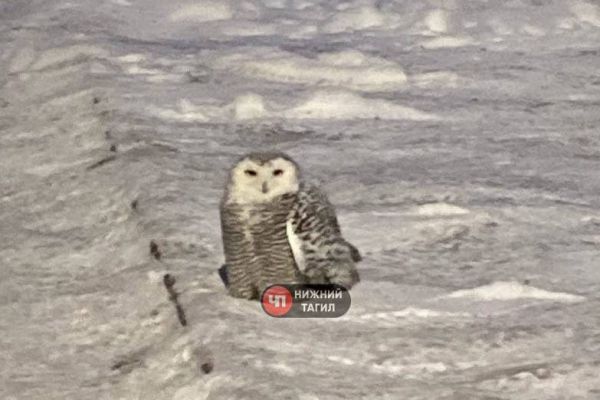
xmin=287 ymin=184 xmax=361 ymax=288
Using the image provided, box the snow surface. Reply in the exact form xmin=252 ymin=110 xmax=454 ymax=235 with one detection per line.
xmin=444 ymin=281 xmax=585 ymax=303
xmin=1 ymin=0 xmax=600 ymax=399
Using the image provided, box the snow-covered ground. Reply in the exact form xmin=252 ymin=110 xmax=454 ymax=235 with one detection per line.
xmin=1 ymin=0 xmax=600 ymax=399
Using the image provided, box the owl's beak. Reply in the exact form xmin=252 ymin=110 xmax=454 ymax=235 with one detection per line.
xmin=261 ymin=182 xmax=269 ymax=193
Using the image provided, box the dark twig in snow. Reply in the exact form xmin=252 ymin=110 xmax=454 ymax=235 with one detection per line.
xmin=163 ymin=273 xmax=187 ymax=327
xmin=200 ymin=360 xmax=213 ymax=374
xmin=86 ymin=154 xmax=116 ymax=170
xmin=149 ymin=240 xmax=161 ymax=260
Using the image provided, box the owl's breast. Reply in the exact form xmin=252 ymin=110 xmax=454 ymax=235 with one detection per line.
xmin=244 ymin=195 xmax=296 ymax=257
xmin=222 ymin=194 xmax=296 ymax=249
xmin=221 ymin=194 xmax=301 ymax=283
xmin=247 ymin=195 xmax=295 ymax=235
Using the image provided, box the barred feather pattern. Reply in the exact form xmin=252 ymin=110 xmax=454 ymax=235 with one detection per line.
xmin=290 ymin=184 xmax=361 ymax=289
xmin=220 ymin=193 xmax=304 ymax=300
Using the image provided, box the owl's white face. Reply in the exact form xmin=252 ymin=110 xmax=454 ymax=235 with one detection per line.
xmin=227 ymin=155 xmax=300 ymax=204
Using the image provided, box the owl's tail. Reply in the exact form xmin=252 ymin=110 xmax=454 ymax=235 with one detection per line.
xmin=218 ymin=264 xmax=229 ymax=288
xmin=340 ymin=240 xmax=362 ymax=262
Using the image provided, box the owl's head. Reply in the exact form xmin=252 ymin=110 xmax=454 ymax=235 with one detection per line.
xmin=226 ymin=151 xmax=301 ymax=204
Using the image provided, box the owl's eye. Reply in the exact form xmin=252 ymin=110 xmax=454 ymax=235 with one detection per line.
xmin=244 ymin=169 xmax=257 ymax=176
xmin=273 ymin=169 xmax=284 ymax=176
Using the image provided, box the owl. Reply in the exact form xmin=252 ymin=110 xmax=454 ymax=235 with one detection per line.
xmin=219 ymin=151 xmax=361 ymax=300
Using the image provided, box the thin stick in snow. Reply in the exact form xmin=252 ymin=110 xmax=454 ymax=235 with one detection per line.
xmin=163 ymin=273 xmax=187 ymax=327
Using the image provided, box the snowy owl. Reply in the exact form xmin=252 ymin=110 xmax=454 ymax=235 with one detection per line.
xmin=219 ymin=151 xmax=361 ymax=300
